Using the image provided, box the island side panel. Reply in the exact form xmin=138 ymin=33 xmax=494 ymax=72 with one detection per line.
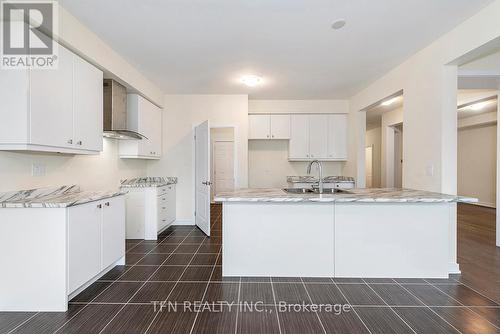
xmin=334 ymin=203 xmax=450 ymax=278
xmin=222 ymin=202 xmax=335 ymax=277
xmin=0 ymin=208 xmax=67 ymax=311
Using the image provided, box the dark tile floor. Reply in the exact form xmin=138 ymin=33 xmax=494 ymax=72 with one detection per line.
xmin=2 ymin=204 xmax=499 ymax=333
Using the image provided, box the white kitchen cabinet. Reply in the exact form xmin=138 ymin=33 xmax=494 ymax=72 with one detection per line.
xmin=270 ymin=115 xmax=291 ymax=139
xmin=30 ymin=46 xmax=74 ymax=149
xmin=289 ymin=114 xmax=310 ymax=159
xmin=68 ymin=201 xmax=101 ymax=293
xmin=249 ymin=115 xmax=271 ymax=139
xmin=0 ymin=42 xmax=103 ymax=154
xmin=122 ymin=184 xmax=176 ymax=240
xmin=327 ymin=114 xmax=348 ymax=160
xmin=73 ymin=54 xmax=104 ymax=152
xmin=119 ymin=94 xmax=162 ymax=159
xmin=288 ymin=114 xmax=348 ymax=161
xmin=68 ymin=196 xmax=126 ymax=294
xmin=309 ymin=115 xmax=329 ymax=159
xmin=249 ymin=114 xmax=290 ymax=139
xmin=101 ymin=197 xmax=126 ymax=270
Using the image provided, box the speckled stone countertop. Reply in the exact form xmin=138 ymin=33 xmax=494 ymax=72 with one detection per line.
xmin=0 ymin=185 xmax=124 ymax=208
xmin=287 ymin=176 xmax=355 ymax=183
xmin=120 ymin=177 xmax=178 ymax=188
xmin=214 ymin=188 xmax=478 ymax=203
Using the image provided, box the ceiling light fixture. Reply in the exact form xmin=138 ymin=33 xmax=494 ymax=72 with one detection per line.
xmin=331 ymin=19 xmax=346 ymax=30
xmin=240 ymin=75 xmax=262 ymax=87
xmin=381 ymin=97 xmax=399 ymax=106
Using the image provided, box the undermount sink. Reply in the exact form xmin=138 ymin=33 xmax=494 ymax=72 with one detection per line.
xmin=282 ymin=188 xmax=343 ymax=194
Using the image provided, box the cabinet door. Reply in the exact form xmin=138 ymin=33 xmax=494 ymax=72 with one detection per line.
xmin=73 ymin=55 xmax=103 ymax=152
xmin=309 ymin=115 xmax=329 ymax=159
xmin=166 ymin=185 xmax=176 ymax=223
xmin=289 ymin=114 xmax=309 ymax=159
xmin=137 ymin=97 xmax=154 ymax=157
xmin=151 ymin=106 xmax=162 ymax=157
xmin=68 ymin=201 xmax=101 ymax=293
xmin=249 ymin=115 xmax=271 ymax=139
xmin=101 ymin=196 xmax=125 ymax=269
xmin=270 ymin=115 xmax=290 ymax=139
xmin=30 ymin=44 xmax=73 ymax=148
xmin=327 ymin=114 xmax=348 ymax=160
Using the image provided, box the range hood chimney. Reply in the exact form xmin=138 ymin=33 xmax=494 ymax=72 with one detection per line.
xmin=103 ymin=79 xmax=147 ymax=140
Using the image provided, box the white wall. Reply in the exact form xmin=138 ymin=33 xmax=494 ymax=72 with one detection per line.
xmin=346 ymin=0 xmax=500 ymax=195
xmin=248 ymin=99 xmax=350 ymax=187
xmin=147 ymin=95 xmax=248 ymax=223
xmin=458 ymin=123 xmax=497 ymax=207
xmin=365 ymin=127 xmax=382 ymax=188
xmin=0 ymin=139 xmax=146 ymax=192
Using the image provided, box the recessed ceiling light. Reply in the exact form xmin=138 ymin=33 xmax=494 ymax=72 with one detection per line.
xmin=381 ymin=97 xmax=399 ymax=106
xmin=240 ymin=75 xmax=262 ymax=87
xmin=331 ymin=19 xmax=346 ymax=30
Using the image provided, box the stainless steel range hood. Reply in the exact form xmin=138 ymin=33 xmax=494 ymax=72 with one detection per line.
xmin=103 ymin=79 xmax=147 ymax=140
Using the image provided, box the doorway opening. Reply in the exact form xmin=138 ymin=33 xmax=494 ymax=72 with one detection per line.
xmin=364 ymin=91 xmax=404 ymax=188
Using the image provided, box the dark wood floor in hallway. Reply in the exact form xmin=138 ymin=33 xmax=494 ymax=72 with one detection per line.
xmin=1 ymin=203 xmax=498 ymax=333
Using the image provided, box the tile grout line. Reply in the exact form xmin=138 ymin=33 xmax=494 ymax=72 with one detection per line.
xmin=234 ymin=276 xmax=242 ymax=334
xmin=330 ymin=278 xmax=373 ymax=334
xmin=6 ymin=313 xmax=39 ymax=334
xmin=361 ymin=279 xmax=417 ymax=334
xmin=269 ymin=277 xmax=283 ymax=334
xmin=144 ymin=227 xmax=207 ymax=334
xmin=188 ymin=246 xmax=222 ymax=334
xmin=96 ymin=228 xmax=198 ymax=333
xmin=425 ymin=279 xmax=500 ymax=330
xmin=393 ymin=280 xmax=464 ymax=334
xmin=300 ymin=277 xmax=327 ymax=334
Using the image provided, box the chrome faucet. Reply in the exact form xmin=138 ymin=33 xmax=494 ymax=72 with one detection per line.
xmin=307 ymin=160 xmax=323 ymax=194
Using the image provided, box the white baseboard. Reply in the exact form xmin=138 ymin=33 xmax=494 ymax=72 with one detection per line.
xmin=173 ymin=219 xmax=195 ymax=226
xmin=448 ymin=262 xmax=461 ymax=275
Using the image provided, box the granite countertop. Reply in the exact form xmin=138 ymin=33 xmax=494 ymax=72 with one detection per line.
xmin=287 ymin=176 xmax=355 ymax=183
xmin=0 ymin=185 xmax=124 ymax=208
xmin=214 ymin=188 xmax=478 ymax=203
xmin=120 ymin=177 xmax=178 ymax=188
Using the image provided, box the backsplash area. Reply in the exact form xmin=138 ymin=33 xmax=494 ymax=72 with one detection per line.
xmin=248 ymin=140 xmax=345 ymax=188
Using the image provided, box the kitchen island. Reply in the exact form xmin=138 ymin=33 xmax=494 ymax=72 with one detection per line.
xmin=215 ymin=188 xmax=476 ymax=279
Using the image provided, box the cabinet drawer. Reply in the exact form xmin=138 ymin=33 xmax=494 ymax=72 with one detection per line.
xmin=157 ymin=185 xmax=174 ymax=197
xmin=158 ymin=194 xmax=168 ymax=205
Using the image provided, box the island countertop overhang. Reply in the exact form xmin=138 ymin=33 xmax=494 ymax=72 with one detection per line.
xmin=214 ymin=188 xmax=477 ymax=204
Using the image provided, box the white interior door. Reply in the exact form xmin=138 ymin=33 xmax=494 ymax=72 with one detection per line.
xmin=214 ymin=141 xmax=235 ymax=196
xmin=365 ymin=146 xmax=373 ymax=188
xmin=195 ymin=121 xmax=211 ymax=236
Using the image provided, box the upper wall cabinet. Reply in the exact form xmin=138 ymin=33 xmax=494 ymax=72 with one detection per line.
xmin=249 ymin=114 xmax=290 ymax=139
xmin=0 ymin=42 xmax=103 ymax=154
xmin=119 ymin=94 xmax=162 ymax=159
xmin=289 ymin=114 xmax=348 ymax=161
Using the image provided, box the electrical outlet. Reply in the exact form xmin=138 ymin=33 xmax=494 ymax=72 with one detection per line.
xmin=32 ymin=163 xmax=46 ymax=177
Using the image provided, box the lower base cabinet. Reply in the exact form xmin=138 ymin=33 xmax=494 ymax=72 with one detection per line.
xmin=123 ymin=184 xmax=176 ymax=240
xmin=68 ymin=196 xmax=125 ymax=293
xmin=0 ymin=195 xmax=125 ymax=312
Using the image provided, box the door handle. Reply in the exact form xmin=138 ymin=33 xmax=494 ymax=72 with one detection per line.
xmin=202 ymin=181 xmax=212 ymax=186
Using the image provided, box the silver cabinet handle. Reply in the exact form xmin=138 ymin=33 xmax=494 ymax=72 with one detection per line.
xmin=97 ymin=204 xmax=102 ymax=209
xmin=272 ymin=135 xmax=274 ymax=138
xmin=105 ymin=202 xmax=110 ymax=206
xmin=67 ymin=139 xmax=73 ymax=144
xmin=77 ymin=141 xmax=82 ymax=145
xmin=162 ymin=207 xmax=166 ymax=209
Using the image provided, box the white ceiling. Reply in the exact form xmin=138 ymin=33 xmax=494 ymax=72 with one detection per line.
xmin=60 ymin=0 xmax=493 ymax=99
